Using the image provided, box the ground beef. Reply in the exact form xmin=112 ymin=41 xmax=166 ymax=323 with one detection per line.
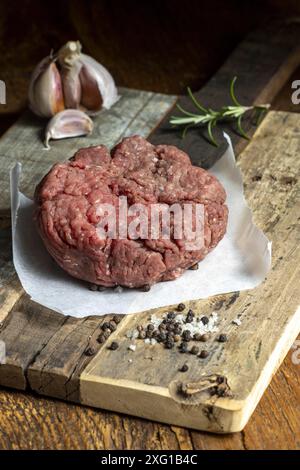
xmin=35 ymin=135 xmax=228 ymax=288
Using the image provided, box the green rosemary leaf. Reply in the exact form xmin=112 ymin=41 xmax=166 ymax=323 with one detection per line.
xmin=236 ymin=115 xmax=249 ymax=140
xmin=230 ymin=76 xmax=242 ymax=107
xmin=175 ymin=104 xmax=199 ymax=118
xmin=187 ymin=87 xmax=207 ymax=113
xmin=182 ymin=124 xmax=194 ymax=139
xmin=207 ymin=120 xmax=218 ymax=147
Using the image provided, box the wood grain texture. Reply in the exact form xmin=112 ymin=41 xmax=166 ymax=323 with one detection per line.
xmin=0 ymin=340 xmax=299 ymax=450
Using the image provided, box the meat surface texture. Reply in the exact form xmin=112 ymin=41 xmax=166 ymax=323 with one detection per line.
xmin=35 ymin=135 xmax=228 ymax=288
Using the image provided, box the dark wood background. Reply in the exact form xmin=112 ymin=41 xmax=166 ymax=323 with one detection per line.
xmin=0 ymin=0 xmax=300 ymax=450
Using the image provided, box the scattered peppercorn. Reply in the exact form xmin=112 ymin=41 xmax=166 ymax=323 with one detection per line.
xmin=174 ymin=335 xmax=181 ymax=342
xmin=140 ymin=284 xmax=151 ymax=292
xmin=177 ymin=303 xmax=186 ymax=311
xmin=102 ymin=322 xmax=110 ymax=330
xmin=179 ymin=341 xmax=188 ymax=353
xmin=114 ymin=285 xmax=123 ymax=293
xmin=190 ymin=345 xmax=199 ymax=355
xmin=166 ymin=322 xmax=175 ymax=331
xmin=200 ymin=333 xmax=210 ymax=342
xmin=218 ymin=334 xmax=228 ymax=343
xmin=109 ymin=320 xmax=117 ymax=331
xmin=97 ymin=286 xmax=107 ymax=292
xmin=113 ymin=315 xmax=122 ymax=324
xmin=199 ymin=349 xmax=209 ymax=359
xmin=193 ymin=333 xmax=202 ymax=341
xmin=103 ymin=329 xmax=111 ymax=339
xmin=167 ymin=312 xmax=176 ymax=320
xmin=147 ymin=324 xmax=155 ymax=331
xmin=89 ymin=283 xmax=98 ymax=291
xmin=108 ymin=341 xmax=119 ymax=350
xmin=182 ymin=330 xmax=191 ymax=341
xmin=158 ymin=332 xmax=167 ymax=342
xmin=85 ymin=346 xmax=96 ymax=356
xmin=97 ymin=334 xmax=105 ymax=344
xmin=217 ymin=376 xmax=225 ymax=384
xmin=165 ymin=340 xmax=174 ymax=349
xmin=201 ymin=316 xmax=209 ymax=325
xmin=179 ymin=364 xmax=189 ymax=372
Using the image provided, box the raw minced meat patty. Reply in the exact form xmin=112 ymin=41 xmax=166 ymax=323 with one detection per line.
xmin=34 ymin=135 xmax=228 ymax=288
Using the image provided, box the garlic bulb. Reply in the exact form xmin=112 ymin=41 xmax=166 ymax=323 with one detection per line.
xmin=28 ymin=40 xmax=119 ymax=118
xmin=44 ymin=109 xmax=93 ymax=149
xmin=28 ymin=57 xmax=65 ymax=118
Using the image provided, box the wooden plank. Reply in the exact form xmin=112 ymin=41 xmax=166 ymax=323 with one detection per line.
xmin=80 ymin=110 xmax=300 ymax=432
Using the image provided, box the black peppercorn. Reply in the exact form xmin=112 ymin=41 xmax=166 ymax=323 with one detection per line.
xmin=97 ymin=334 xmax=105 ymax=344
xmin=113 ymin=315 xmax=122 ymax=324
xmin=179 ymin=341 xmax=188 ymax=353
xmin=108 ymin=341 xmax=119 ymax=350
xmin=167 ymin=312 xmax=176 ymax=320
xmin=165 ymin=340 xmax=174 ymax=349
xmin=201 ymin=316 xmax=209 ymax=325
xmin=166 ymin=323 xmax=175 ymax=331
xmin=147 ymin=324 xmax=155 ymax=331
xmin=103 ymin=329 xmax=111 ymax=339
xmin=193 ymin=333 xmax=202 ymax=341
xmin=182 ymin=330 xmax=191 ymax=341
xmin=97 ymin=285 xmax=107 ymax=292
xmin=190 ymin=345 xmax=199 ymax=355
xmin=158 ymin=332 xmax=166 ymax=342
xmin=89 ymin=283 xmax=98 ymax=291
xmin=218 ymin=334 xmax=228 ymax=343
xmin=85 ymin=346 xmax=96 ymax=356
xmin=177 ymin=303 xmax=186 ymax=311
xmin=102 ymin=322 xmax=110 ymax=331
xmin=109 ymin=321 xmax=117 ymax=332
xmin=140 ymin=284 xmax=151 ymax=292
xmin=179 ymin=364 xmax=189 ymax=372
xmin=199 ymin=349 xmax=209 ymax=359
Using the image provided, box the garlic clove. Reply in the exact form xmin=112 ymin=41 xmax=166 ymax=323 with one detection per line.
xmin=79 ymin=54 xmax=118 ymax=112
xmin=79 ymin=63 xmax=103 ymax=113
xmin=44 ymin=109 xmax=93 ymax=149
xmin=28 ymin=57 xmax=65 ymax=118
xmin=60 ymin=61 xmax=82 ymax=109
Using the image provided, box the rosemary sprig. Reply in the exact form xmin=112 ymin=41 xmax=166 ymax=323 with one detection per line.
xmin=170 ymin=77 xmax=270 ymax=147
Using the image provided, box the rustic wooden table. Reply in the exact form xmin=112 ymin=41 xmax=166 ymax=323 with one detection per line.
xmin=0 ymin=1 xmax=299 ymax=450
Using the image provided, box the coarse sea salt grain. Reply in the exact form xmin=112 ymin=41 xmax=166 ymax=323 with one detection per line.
xmin=128 ymin=344 xmax=136 ymax=351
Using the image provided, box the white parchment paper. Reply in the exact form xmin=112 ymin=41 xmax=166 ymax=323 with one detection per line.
xmin=10 ymin=135 xmax=272 ymax=316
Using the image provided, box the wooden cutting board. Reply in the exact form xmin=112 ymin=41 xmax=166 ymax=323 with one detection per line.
xmin=0 ymin=21 xmax=299 ymax=433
